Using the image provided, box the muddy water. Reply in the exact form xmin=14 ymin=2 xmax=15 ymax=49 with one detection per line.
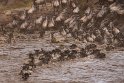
xmin=0 ymin=36 xmax=124 ymax=83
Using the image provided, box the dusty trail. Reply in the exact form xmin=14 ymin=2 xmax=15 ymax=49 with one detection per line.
xmin=0 ymin=36 xmax=124 ymax=83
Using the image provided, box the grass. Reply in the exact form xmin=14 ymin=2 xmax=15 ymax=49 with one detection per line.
xmin=0 ymin=0 xmax=32 ymax=11
xmin=0 ymin=0 xmax=94 ymax=12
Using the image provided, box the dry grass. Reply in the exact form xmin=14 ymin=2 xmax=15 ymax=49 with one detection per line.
xmin=0 ymin=0 xmax=96 ymax=12
xmin=0 ymin=0 xmax=32 ymax=11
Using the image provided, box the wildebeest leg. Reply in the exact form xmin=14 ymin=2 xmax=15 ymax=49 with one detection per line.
xmin=32 ymin=0 xmax=36 ymax=5
xmin=39 ymin=28 xmax=45 ymax=38
xmin=57 ymin=7 xmax=60 ymax=14
xmin=54 ymin=7 xmax=57 ymax=15
xmin=95 ymin=0 xmax=104 ymax=5
xmin=86 ymin=0 xmax=89 ymax=3
xmin=1 ymin=26 xmax=4 ymax=35
xmin=45 ymin=0 xmax=48 ymax=10
xmin=8 ymin=32 xmax=13 ymax=44
xmin=53 ymin=7 xmax=55 ymax=14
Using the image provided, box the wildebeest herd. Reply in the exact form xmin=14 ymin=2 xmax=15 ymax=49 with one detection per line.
xmin=0 ymin=0 xmax=124 ymax=81
xmin=20 ymin=43 xmax=107 ymax=80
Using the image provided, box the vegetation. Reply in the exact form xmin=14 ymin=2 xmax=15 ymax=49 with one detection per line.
xmin=0 ymin=0 xmax=32 ymax=11
xmin=0 ymin=0 xmax=91 ymax=12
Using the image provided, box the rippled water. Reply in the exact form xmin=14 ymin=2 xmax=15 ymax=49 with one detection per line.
xmin=0 ymin=37 xmax=124 ymax=83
